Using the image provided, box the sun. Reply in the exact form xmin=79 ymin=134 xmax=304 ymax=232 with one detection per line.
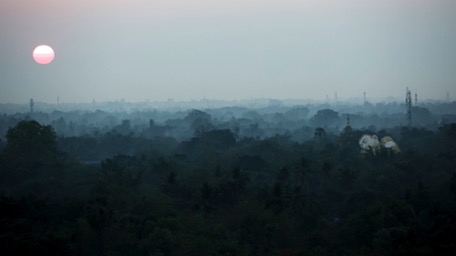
xmin=33 ymin=45 xmax=55 ymax=64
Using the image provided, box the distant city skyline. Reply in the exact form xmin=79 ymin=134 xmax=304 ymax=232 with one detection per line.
xmin=1 ymin=0 xmax=455 ymax=104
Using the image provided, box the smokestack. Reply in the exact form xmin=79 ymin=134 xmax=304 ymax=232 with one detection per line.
xmin=30 ymin=98 xmax=34 ymax=113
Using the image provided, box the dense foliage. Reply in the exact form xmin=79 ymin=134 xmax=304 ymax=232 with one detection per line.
xmin=1 ymin=105 xmax=456 ymax=255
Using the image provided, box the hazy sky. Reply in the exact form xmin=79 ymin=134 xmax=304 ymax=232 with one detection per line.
xmin=1 ymin=0 xmax=455 ymax=103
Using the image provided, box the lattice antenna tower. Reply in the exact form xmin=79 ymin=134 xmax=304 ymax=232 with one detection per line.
xmin=415 ymin=92 xmax=418 ymax=105
xmin=406 ymin=87 xmax=412 ymax=127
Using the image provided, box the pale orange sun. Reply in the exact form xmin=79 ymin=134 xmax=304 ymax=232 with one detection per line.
xmin=33 ymin=45 xmax=55 ymax=64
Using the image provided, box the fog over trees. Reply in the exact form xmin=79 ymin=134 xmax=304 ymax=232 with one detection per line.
xmin=1 ymin=99 xmax=456 ymax=255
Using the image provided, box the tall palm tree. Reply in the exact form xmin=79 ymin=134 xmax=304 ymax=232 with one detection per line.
xmin=314 ymin=127 xmax=326 ymax=148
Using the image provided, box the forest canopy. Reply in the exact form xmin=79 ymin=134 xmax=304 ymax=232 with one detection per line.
xmin=1 ymin=101 xmax=456 ymax=255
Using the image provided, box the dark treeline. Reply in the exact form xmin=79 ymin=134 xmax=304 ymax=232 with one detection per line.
xmin=1 ymin=101 xmax=455 ymax=152
xmin=1 ymin=102 xmax=456 ymax=255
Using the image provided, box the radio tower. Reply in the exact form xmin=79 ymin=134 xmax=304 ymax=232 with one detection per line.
xmin=415 ymin=92 xmax=418 ymax=105
xmin=406 ymin=88 xmax=412 ymax=127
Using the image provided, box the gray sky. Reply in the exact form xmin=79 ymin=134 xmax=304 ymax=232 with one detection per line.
xmin=1 ymin=0 xmax=455 ymax=103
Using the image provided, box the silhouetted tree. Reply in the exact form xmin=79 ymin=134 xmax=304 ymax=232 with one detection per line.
xmin=314 ymin=127 xmax=326 ymax=148
xmin=321 ymin=160 xmax=332 ymax=179
xmin=450 ymin=173 xmax=456 ymax=200
xmin=200 ymin=182 xmax=212 ymax=217
xmin=311 ymin=109 xmax=339 ymax=127
xmin=3 ymin=120 xmax=57 ymax=170
xmin=230 ymin=167 xmax=249 ymax=197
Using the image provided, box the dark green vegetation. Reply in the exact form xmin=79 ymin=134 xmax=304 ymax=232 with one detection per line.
xmin=1 ymin=105 xmax=456 ymax=255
